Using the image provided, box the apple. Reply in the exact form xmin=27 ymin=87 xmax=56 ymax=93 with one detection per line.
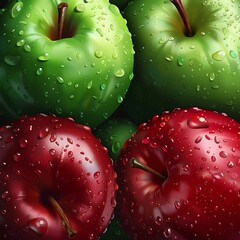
xmin=0 ymin=0 xmax=134 ymax=128
xmin=94 ymin=116 xmax=137 ymax=240
xmin=122 ymin=0 xmax=240 ymax=124
xmin=0 ymin=114 xmax=117 ymax=240
xmin=116 ymin=107 xmax=240 ymax=239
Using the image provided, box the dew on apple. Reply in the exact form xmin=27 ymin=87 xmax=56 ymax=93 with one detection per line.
xmin=229 ymin=49 xmax=237 ymax=58
xmin=11 ymin=2 xmax=23 ymax=19
xmin=163 ymin=227 xmax=172 ymax=238
xmin=4 ymin=55 xmax=20 ymax=66
xmin=24 ymin=44 xmax=31 ymax=52
xmin=94 ymin=49 xmax=103 ymax=58
xmin=36 ymin=67 xmax=43 ymax=76
xmin=212 ymin=50 xmax=226 ymax=61
xmin=27 ymin=217 xmax=48 ymax=236
xmin=219 ymin=150 xmax=228 ymax=158
xmin=114 ymin=68 xmax=125 ymax=78
xmin=19 ymin=138 xmax=28 ymax=148
xmin=13 ymin=152 xmax=21 ymax=162
xmin=16 ymin=39 xmax=25 ymax=47
xmin=38 ymin=127 xmax=50 ymax=139
xmin=38 ymin=53 xmax=50 ymax=62
xmin=75 ymin=3 xmax=86 ymax=12
xmin=187 ymin=117 xmax=209 ymax=129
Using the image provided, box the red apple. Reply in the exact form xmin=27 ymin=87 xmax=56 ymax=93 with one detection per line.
xmin=0 ymin=114 xmax=117 ymax=240
xmin=116 ymin=107 xmax=240 ymax=239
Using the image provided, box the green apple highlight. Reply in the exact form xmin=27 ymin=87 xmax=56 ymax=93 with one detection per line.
xmin=0 ymin=0 xmax=134 ymax=127
xmin=123 ymin=0 xmax=240 ymax=124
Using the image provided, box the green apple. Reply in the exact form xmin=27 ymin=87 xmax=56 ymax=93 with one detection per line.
xmin=0 ymin=0 xmax=134 ymax=127
xmin=94 ymin=116 xmax=137 ymax=240
xmin=122 ymin=0 xmax=240 ymax=124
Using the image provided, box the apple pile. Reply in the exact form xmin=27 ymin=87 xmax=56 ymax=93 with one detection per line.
xmin=1 ymin=0 xmax=240 ymax=240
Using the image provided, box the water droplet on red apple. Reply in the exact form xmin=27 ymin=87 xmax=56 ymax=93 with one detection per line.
xmin=38 ymin=127 xmax=49 ymax=139
xmin=163 ymin=227 xmax=172 ymax=238
xmin=13 ymin=153 xmax=21 ymax=162
xmin=187 ymin=116 xmax=209 ymax=129
xmin=19 ymin=138 xmax=28 ymax=148
xmin=195 ymin=136 xmax=203 ymax=143
xmin=227 ymin=161 xmax=234 ymax=168
xmin=94 ymin=171 xmax=100 ymax=179
xmin=174 ymin=201 xmax=181 ymax=210
xmin=212 ymin=172 xmax=224 ymax=179
xmin=27 ymin=217 xmax=48 ymax=236
xmin=219 ymin=151 xmax=228 ymax=158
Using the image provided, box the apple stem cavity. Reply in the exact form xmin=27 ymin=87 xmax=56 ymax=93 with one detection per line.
xmin=48 ymin=196 xmax=77 ymax=239
xmin=170 ymin=0 xmax=193 ymax=37
xmin=130 ymin=158 xmax=166 ymax=180
xmin=58 ymin=2 xmax=68 ymax=40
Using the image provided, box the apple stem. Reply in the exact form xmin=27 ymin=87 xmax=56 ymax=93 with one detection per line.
xmin=170 ymin=0 xmax=193 ymax=37
xmin=48 ymin=196 xmax=77 ymax=239
xmin=58 ymin=2 xmax=68 ymax=40
xmin=130 ymin=158 xmax=166 ymax=180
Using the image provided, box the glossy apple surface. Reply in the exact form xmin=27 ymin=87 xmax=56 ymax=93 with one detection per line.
xmin=116 ymin=107 xmax=240 ymax=239
xmin=123 ymin=0 xmax=240 ymax=124
xmin=0 ymin=114 xmax=117 ymax=240
xmin=0 ymin=0 xmax=134 ymax=127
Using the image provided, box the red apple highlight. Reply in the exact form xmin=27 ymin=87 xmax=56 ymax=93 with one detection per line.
xmin=116 ymin=107 xmax=240 ymax=239
xmin=0 ymin=114 xmax=117 ymax=240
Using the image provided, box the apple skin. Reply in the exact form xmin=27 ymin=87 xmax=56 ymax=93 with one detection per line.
xmin=94 ymin=117 xmax=137 ymax=240
xmin=0 ymin=114 xmax=117 ymax=240
xmin=0 ymin=0 xmax=134 ymax=128
xmin=122 ymin=0 xmax=240 ymax=124
xmin=116 ymin=107 xmax=240 ymax=239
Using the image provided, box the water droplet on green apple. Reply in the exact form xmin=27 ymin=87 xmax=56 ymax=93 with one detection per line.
xmin=212 ymin=50 xmax=225 ymax=61
xmin=222 ymin=27 xmax=229 ymax=40
xmin=229 ymin=50 xmax=237 ymax=58
xmin=36 ymin=68 xmax=43 ymax=76
xmin=103 ymin=112 xmax=109 ymax=119
xmin=27 ymin=217 xmax=48 ymax=236
xmin=117 ymin=95 xmax=123 ymax=103
xmin=177 ymin=57 xmax=184 ymax=66
xmin=96 ymin=28 xmax=104 ymax=37
xmin=56 ymin=76 xmax=64 ymax=84
xmin=114 ymin=68 xmax=125 ymax=77
xmin=209 ymin=73 xmax=215 ymax=81
xmin=18 ymin=30 xmax=24 ymax=35
xmin=38 ymin=53 xmax=50 ymax=62
xmin=94 ymin=50 xmax=103 ymax=58
xmin=165 ymin=56 xmax=173 ymax=62
xmin=112 ymin=141 xmax=121 ymax=154
xmin=69 ymin=94 xmax=74 ymax=99
xmin=16 ymin=39 xmax=25 ymax=46
xmin=4 ymin=55 xmax=20 ymax=66
xmin=100 ymin=84 xmax=106 ymax=90
xmin=112 ymin=51 xmax=118 ymax=59
xmin=75 ymin=4 xmax=86 ymax=12
xmin=11 ymin=2 xmax=23 ymax=18
xmin=87 ymin=81 xmax=93 ymax=89
xmin=24 ymin=44 xmax=31 ymax=52
xmin=25 ymin=13 xmax=31 ymax=18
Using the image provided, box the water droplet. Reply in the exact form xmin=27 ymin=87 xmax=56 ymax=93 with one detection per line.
xmin=4 ymin=55 xmax=20 ymax=66
xmin=38 ymin=127 xmax=49 ymax=139
xmin=87 ymin=81 xmax=93 ymax=89
xmin=212 ymin=50 xmax=225 ymax=61
xmin=187 ymin=117 xmax=209 ymax=129
xmin=100 ymin=84 xmax=106 ymax=90
xmin=174 ymin=201 xmax=181 ymax=210
xmin=165 ymin=56 xmax=174 ymax=62
xmin=114 ymin=68 xmax=125 ymax=77
xmin=38 ymin=53 xmax=50 ymax=62
xmin=36 ymin=68 xmax=43 ymax=76
xmin=229 ymin=50 xmax=237 ymax=58
xmin=222 ymin=27 xmax=229 ymax=40
xmin=212 ymin=172 xmax=224 ymax=179
xmin=177 ymin=57 xmax=184 ymax=66
xmin=195 ymin=136 xmax=202 ymax=143
xmin=24 ymin=44 xmax=31 ymax=52
xmin=111 ymin=141 xmax=121 ymax=153
xmin=75 ymin=3 xmax=86 ymax=12
xmin=227 ymin=161 xmax=234 ymax=168
xmin=163 ymin=228 xmax=172 ymax=238
xmin=142 ymin=137 xmax=150 ymax=144
xmin=117 ymin=95 xmax=123 ymax=103
xmin=94 ymin=50 xmax=103 ymax=58
xmin=27 ymin=218 xmax=48 ymax=236
xmin=219 ymin=151 xmax=228 ymax=158
xmin=96 ymin=28 xmax=104 ymax=37
xmin=19 ymin=138 xmax=28 ymax=148
xmin=16 ymin=39 xmax=25 ymax=47
xmin=49 ymin=149 xmax=56 ymax=156
xmin=94 ymin=171 xmax=100 ymax=179
xmin=13 ymin=153 xmax=21 ymax=162
xmin=155 ymin=216 xmax=162 ymax=225
xmin=209 ymin=73 xmax=215 ymax=81
xmin=11 ymin=2 xmax=23 ymax=18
